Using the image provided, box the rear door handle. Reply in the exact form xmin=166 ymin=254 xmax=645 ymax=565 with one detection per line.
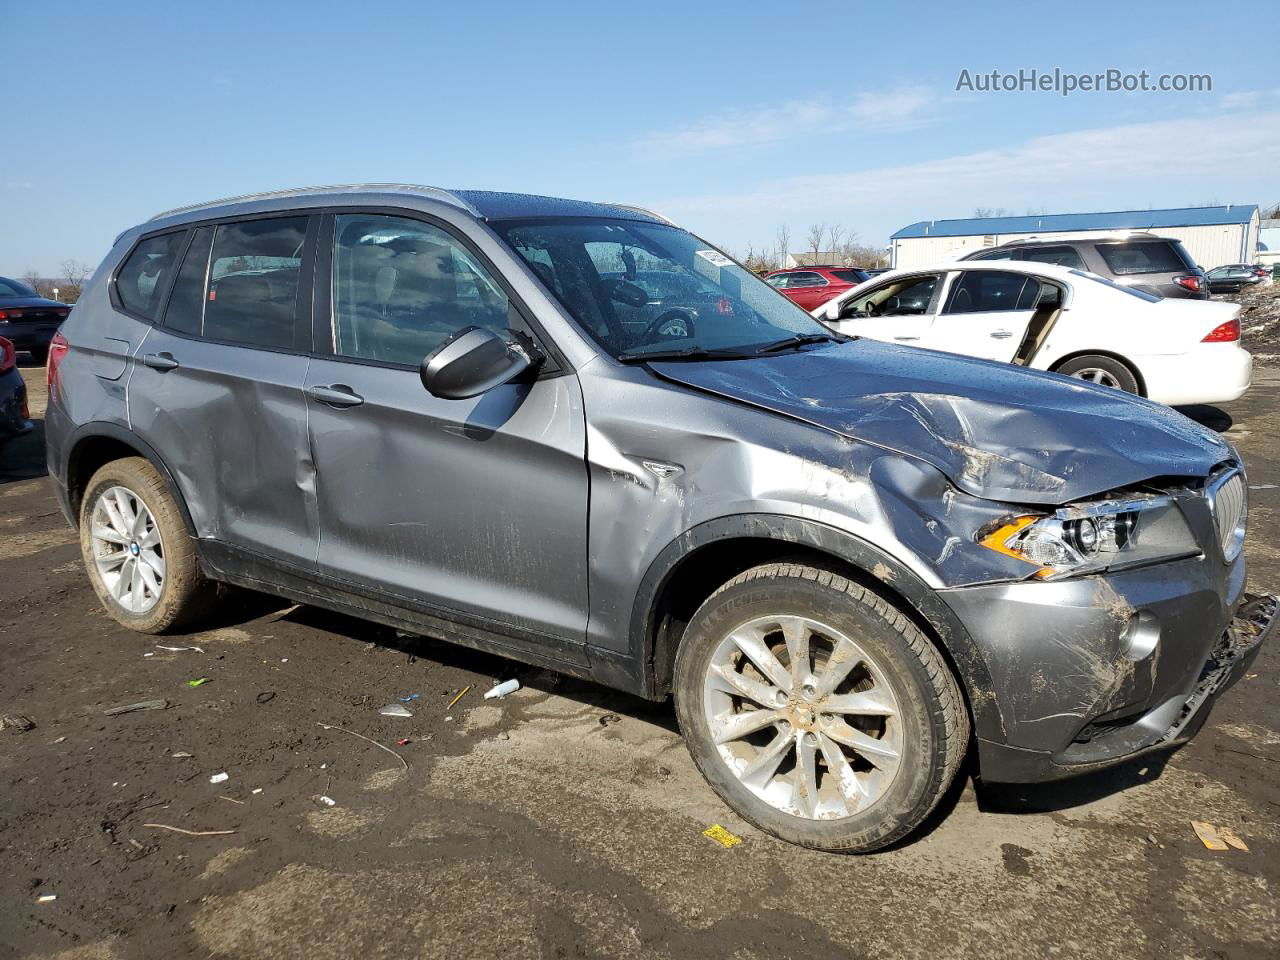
xmin=306 ymin=384 xmax=365 ymax=408
xmin=990 ymin=330 xmax=1014 ymax=339
xmin=141 ymin=352 xmax=180 ymax=371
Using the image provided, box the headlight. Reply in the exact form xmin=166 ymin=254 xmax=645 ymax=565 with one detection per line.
xmin=977 ymin=495 xmax=1196 ymax=579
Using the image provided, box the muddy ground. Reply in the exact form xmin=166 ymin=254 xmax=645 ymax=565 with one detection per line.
xmin=2 ymin=361 xmax=1278 ymax=960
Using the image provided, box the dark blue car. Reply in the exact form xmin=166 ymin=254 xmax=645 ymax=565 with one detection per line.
xmin=0 ymin=276 xmax=71 ymax=363
xmin=0 ymin=336 xmax=32 ymax=444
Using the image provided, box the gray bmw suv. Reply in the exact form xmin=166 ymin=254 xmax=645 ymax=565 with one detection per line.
xmin=45 ymin=186 xmax=1274 ymax=852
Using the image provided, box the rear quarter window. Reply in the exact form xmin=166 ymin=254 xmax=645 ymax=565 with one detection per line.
xmin=1094 ymin=241 xmax=1190 ymax=276
xmin=829 ymin=269 xmax=867 ymax=283
xmin=114 ymin=231 xmax=187 ymax=320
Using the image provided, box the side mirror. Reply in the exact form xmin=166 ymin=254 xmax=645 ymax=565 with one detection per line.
xmin=420 ymin=327 xmax=541 ymax=400
xmin=824 ymin=301 xmax=842 ymax=322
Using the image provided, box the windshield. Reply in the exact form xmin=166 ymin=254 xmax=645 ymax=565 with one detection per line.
xmin=493 ymin=218 xmax=832 ymax=359
xmin=0 ymin=277 xmax=38 ymax=297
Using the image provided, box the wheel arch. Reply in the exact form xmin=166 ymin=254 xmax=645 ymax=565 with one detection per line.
xmin=63 ymin=422 xmax=197 ymax=536
xmin=630 ymin=514 xmax=1005 ymax=743
xmin=1049 ymin=349 xmax=1147 ymax=396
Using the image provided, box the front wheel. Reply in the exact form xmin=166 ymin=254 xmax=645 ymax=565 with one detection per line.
xmin=673 ymin=562 xmax=969 ymax=852
xmin=79 ymin=457 xmax=216 ymax=633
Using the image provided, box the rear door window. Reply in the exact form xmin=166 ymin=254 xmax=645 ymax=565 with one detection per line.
xmin=115 ymin=232 xmax=186 ymax=320
xmin=203 ymin=217 xmax=309 ymax=349
xmin=1094 ymin=241 xmax=1190 ymax=276
xmin=1018 ymin=246 xmax=1085 ymax=269
xmin=944 ymin=271 xmax=1038 ymax=313
xmin=786 ymin=271 xmax=827 ymax=287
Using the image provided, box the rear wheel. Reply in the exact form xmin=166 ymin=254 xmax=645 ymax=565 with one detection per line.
xmin=1056 ymin=354 xmax=1139 ymax=394
xmin=673 ymin=562 xmax=969 ymax=852
xmin=28 ymin=346 xmax=48 ymax=365
xmin=79 ymin=457 xmax=216 ymax=633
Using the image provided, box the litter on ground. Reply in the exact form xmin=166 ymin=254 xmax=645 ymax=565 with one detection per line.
xmin=703 ymin=824 xmax=743 ymax=848
xmin=1190 ymin=820 xmax=1248 ymax=851
xmin=446 ymin=685 xmax=472 ymax=709
xmin=209 ymin=772 xmax=229 ymax=784
xmin=483 ymin=679 xmax=520 ymax=700
xmin=378 ymin=703 xmax=413 ymax=718
xmin=104 ymin=699 xmax=168 ymax=716
xmin=186 ymin=677 xmax=210 ymax=687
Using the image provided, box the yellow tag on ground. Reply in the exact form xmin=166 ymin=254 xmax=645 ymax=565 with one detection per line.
xmin=1191 ymin=821 xmax=1228 ymax=850
xmin=703 ymin=824 xmax=742 ymax=848
xmin=1219 ymin=828 xmax=1249 ymax=852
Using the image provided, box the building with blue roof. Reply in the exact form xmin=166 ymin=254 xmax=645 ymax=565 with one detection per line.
xmin=889 ymin=204 xmax=1260 ymax=270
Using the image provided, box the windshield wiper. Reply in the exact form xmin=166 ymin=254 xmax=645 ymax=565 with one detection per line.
xmin=616 ymin=346 xmax=756 ymax=364
xmin=752 ymin=333 xmax=839 ymax=355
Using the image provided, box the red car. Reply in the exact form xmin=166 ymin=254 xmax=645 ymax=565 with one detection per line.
xmin=764 ymin=265 xmax=870 ymax=311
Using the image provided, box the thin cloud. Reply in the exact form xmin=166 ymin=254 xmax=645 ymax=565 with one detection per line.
xmin=637 ymin=86 xmax=938 ymax=152
xmin=660 ymin=111 xmax=1280 ymax=238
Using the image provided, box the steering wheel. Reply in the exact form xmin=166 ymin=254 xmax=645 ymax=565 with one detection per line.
xmin=642 ymin=308 xmax=697 ymax=343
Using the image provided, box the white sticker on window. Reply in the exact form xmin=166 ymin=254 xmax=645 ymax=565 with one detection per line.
xmin=695 ymin=249 xmax=733 ymax=268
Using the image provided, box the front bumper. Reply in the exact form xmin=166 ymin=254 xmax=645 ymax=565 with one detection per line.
xmin=970 ymin=591 xmax=1276 ymax=783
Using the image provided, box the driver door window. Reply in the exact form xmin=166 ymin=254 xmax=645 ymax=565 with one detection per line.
xmin=332 ymin=214 xmax=510 ymax=365
xmin=830 ymin=274 xmax=940 ymax=345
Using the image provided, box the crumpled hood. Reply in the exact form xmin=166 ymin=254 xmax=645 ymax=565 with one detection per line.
xmin=650 ymin=339 xmax=1231 ymax=505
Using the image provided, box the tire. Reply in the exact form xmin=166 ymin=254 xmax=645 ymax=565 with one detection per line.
xmin=79 ymin=457 xmax=215 ymax=633
xmin=29 ymin=346 xmax=48 ymax=366
xmin=1055 ymin=354 xmax=1140 ymax=394
xmin=673 ymin=562 xmax=969 ymax=852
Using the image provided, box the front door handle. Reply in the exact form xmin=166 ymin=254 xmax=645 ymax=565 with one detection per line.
xmin=141 ymin=352 xmax=180 ymax=371
xmin=990 ymin=330 xmax=1014 ymax=339
xmin=306 ymin=384 xmax=365 ymax=408
xmin=893 ymin=336 xmax=920 ymax=341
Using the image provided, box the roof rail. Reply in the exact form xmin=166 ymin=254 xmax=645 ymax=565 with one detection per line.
xmin=999 ymin=230 xmax=1164 ymax=246
xmin=608 ymin=203 xmax=678 ymax=226
xmin=147 ymin=183 xmax=481 ymax=222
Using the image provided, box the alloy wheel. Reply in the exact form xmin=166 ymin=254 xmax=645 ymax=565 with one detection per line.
xmin=89 ymin=485 xmax=166 ymax=614
xmin=1069 ymin=367 xmax=1121 ymax=388
xmin=701 ymin=614 xmax=903 ymax=820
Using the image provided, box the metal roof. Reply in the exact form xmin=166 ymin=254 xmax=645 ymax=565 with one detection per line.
xmin=149 ymin=184 xmax=672 ymax=225
xmin=891 ymin=204 xmax=1259 ymax=240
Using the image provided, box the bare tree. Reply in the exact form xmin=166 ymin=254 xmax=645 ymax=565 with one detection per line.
xmin=806 ymin=222 xmax=826 ymax=261
xmin=775 ymin=224 xmax=791 ymax=269
xmin=973 ymin=207 xmax=1010 ymax=219
xmin=60 ymin=259 xmax=91 ymax=303
xmin=841 ymin=241 xmax=888 ymax=268
xmin=20 ymin=268 xmax=42 ymax=291
xmin=826 ymin=224 xmax=845 ymax=262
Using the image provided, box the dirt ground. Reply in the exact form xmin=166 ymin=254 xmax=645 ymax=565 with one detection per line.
xmin=2 ymin=359 xmax=1278 ymax=960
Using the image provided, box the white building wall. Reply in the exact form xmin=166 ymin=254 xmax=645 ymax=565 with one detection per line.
xmin=892 ymin=214 xmax=1260 ymax=271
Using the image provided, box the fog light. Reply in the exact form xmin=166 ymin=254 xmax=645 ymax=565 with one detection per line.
xmin=1121 ymin=610 xmax=1160 ymax=661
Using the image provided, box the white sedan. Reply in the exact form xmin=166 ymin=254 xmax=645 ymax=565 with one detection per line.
xmin=812 ymin=261 xmax=1251 ymax=406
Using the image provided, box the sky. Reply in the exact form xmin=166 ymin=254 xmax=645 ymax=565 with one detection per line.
xmin=2 ymin=0 xmax=1277 ymax=275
